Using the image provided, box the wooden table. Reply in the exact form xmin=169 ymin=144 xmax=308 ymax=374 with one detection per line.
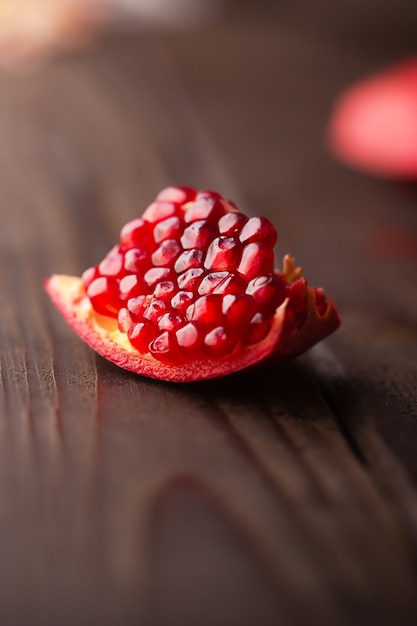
xmin=1 ymin=1 xmax=417 ymax=624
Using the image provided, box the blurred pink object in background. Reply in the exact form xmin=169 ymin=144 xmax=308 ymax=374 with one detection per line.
xmin=327 ymin=57 xmax=417 ymax=179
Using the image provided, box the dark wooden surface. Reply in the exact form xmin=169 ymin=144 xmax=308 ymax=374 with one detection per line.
xmin=1 ymin=1 xmax=417 ymax=625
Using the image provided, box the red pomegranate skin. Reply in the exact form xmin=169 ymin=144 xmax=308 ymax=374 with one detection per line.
xmin=45 ymin=187 xmax=340 ymax=383
xmin=327 ymin=57 xmax=417 ymax=178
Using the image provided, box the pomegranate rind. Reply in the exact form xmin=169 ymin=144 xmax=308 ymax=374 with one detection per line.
xmin=45 ymin=268 xmax=340 ymax=383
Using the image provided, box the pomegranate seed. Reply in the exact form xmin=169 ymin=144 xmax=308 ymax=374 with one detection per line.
xmin=153 ymin=216 xmax=183 ymax=244
xmin=184 ymin=196 xmax=226 ymax=223
xmin=184 ymin=192 xmax=226 ymax=224
xmin=156 ymin=186 xmax=196 ymax=204
xmin=118 ymin=307 xmax=133 ymax=333
xmin=198 ymin=272 xmax=229 ymax=295
xmin=119 ymin=274 xmax=143 ymax=300
xmin=98 ymin=247 xmax=124 ymax=278
xmin=143 ymin=300 xmax=168 ymax=324
xmin=82 ymin=266 xmax=99 ymax=289
xmin=175 ymin=322 xmax=202 ymax=356
xmin=222 ymin=200 xmax=239 ymax=213
xmin=239 ymin=216 xmax=277 ymax=247
xmin=180 ymin=220 xmax=216 ymax=250
xmin=238 ymin=243 xmax=274 ymax=280
xmin=157 ymin=312 xmax=184 ymax=332
xmin=149 ymin=331 xmax=178 ymax=364
xmin=151 ymin=239 xmax=181 ymax=267
xmin=144 ymin=267 xmax=172 ymax=289
xmin=142 ymin=201 xmax=179 ymax=224
xmin=120 ymin=218 xmax=149 ymax=251
xmin=171 ymin=291 xmax=194 ymax=313
xmin=174 ymin=249 xmax=204 ymax=273
xmin=128 ymin=321 xmax=157 ymax=352
xmin=204 ymin=236 xmax=242 ymax=272
xmin=124 ymin=248 xmax=150 ymax=273
xmin=87 ymin=277 xmax=120 ymax=317
xmin=186 ymin=295 xmax=223 ymax=329
xmin=195 ymin=190 xmax=224 ymax=201
xmin=204 ymin=326 xmax=238 ymax=359
xmin=213 ymin=273 xmax=247 ymax=295
xmin=246 ymin=274 xmax=286 ymax=314
xmin=222 ymin=294 xmax=257 ymax=328
xmin=244 ymin=313 xmax=272 ymax=345
xmin=153 ymin=281 xmax=176 ymax=301
xmin=177 ymin=268 xmax=204 ymax=291
xmin=127 ymin=295 xmax=148 ymax=319
xmin=218 ymin=211 xmax=248 ymax=236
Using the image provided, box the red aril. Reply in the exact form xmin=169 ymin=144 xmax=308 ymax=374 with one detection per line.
xmin=237 ymin=242 xmax=274 ymax=280
xmin=204 ymin=236 xmax=242 ymax=272
xmin=128 ymin=322 xmax=157 ymax=352
xmin=171 ymin=291 xmax=194 ymax=314
xmin=120 ymin=218 xmax=149 ymax=251
xmin=154 ymin=216 xmax=183 ymax=244
xmin=219 ymin=211 xmax=248 ymax=236
xmin=176 ymin=322 xmax=201 ymax=356
xmin=239 ymin=216 xmax=277 ymax=247
xmin=45 ymin=186 xmax=340 ymax=382
xmin=86 ymin=277 xmax=120 ymax=317
xmin=204 ymin=326 xmax=239 ymax=359
xmin=156 ymin=186 xmax=196 ymax=204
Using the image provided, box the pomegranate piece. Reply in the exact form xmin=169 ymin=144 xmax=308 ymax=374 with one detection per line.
xmin=327 ymin=56 xmax=417 ymax=178
xmin=45 ymin=186 xmax=341 ymax=382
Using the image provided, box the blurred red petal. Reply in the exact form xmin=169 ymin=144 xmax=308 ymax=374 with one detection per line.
xmin=327 ymin=57 xmax=417 ymax=178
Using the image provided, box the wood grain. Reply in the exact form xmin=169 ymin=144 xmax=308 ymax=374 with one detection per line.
xmin=1 ymin=1 xmax=417 ymax=625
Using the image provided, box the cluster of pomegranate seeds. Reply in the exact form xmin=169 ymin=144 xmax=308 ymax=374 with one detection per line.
xmin=82 ymin=187 xmax=289 ymax=364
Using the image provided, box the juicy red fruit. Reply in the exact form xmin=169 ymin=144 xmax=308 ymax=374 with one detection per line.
xmin=39 ymin=184 xmax=342 ymax=384
xmin=80 ymin=187 xmax=288 ymax=365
